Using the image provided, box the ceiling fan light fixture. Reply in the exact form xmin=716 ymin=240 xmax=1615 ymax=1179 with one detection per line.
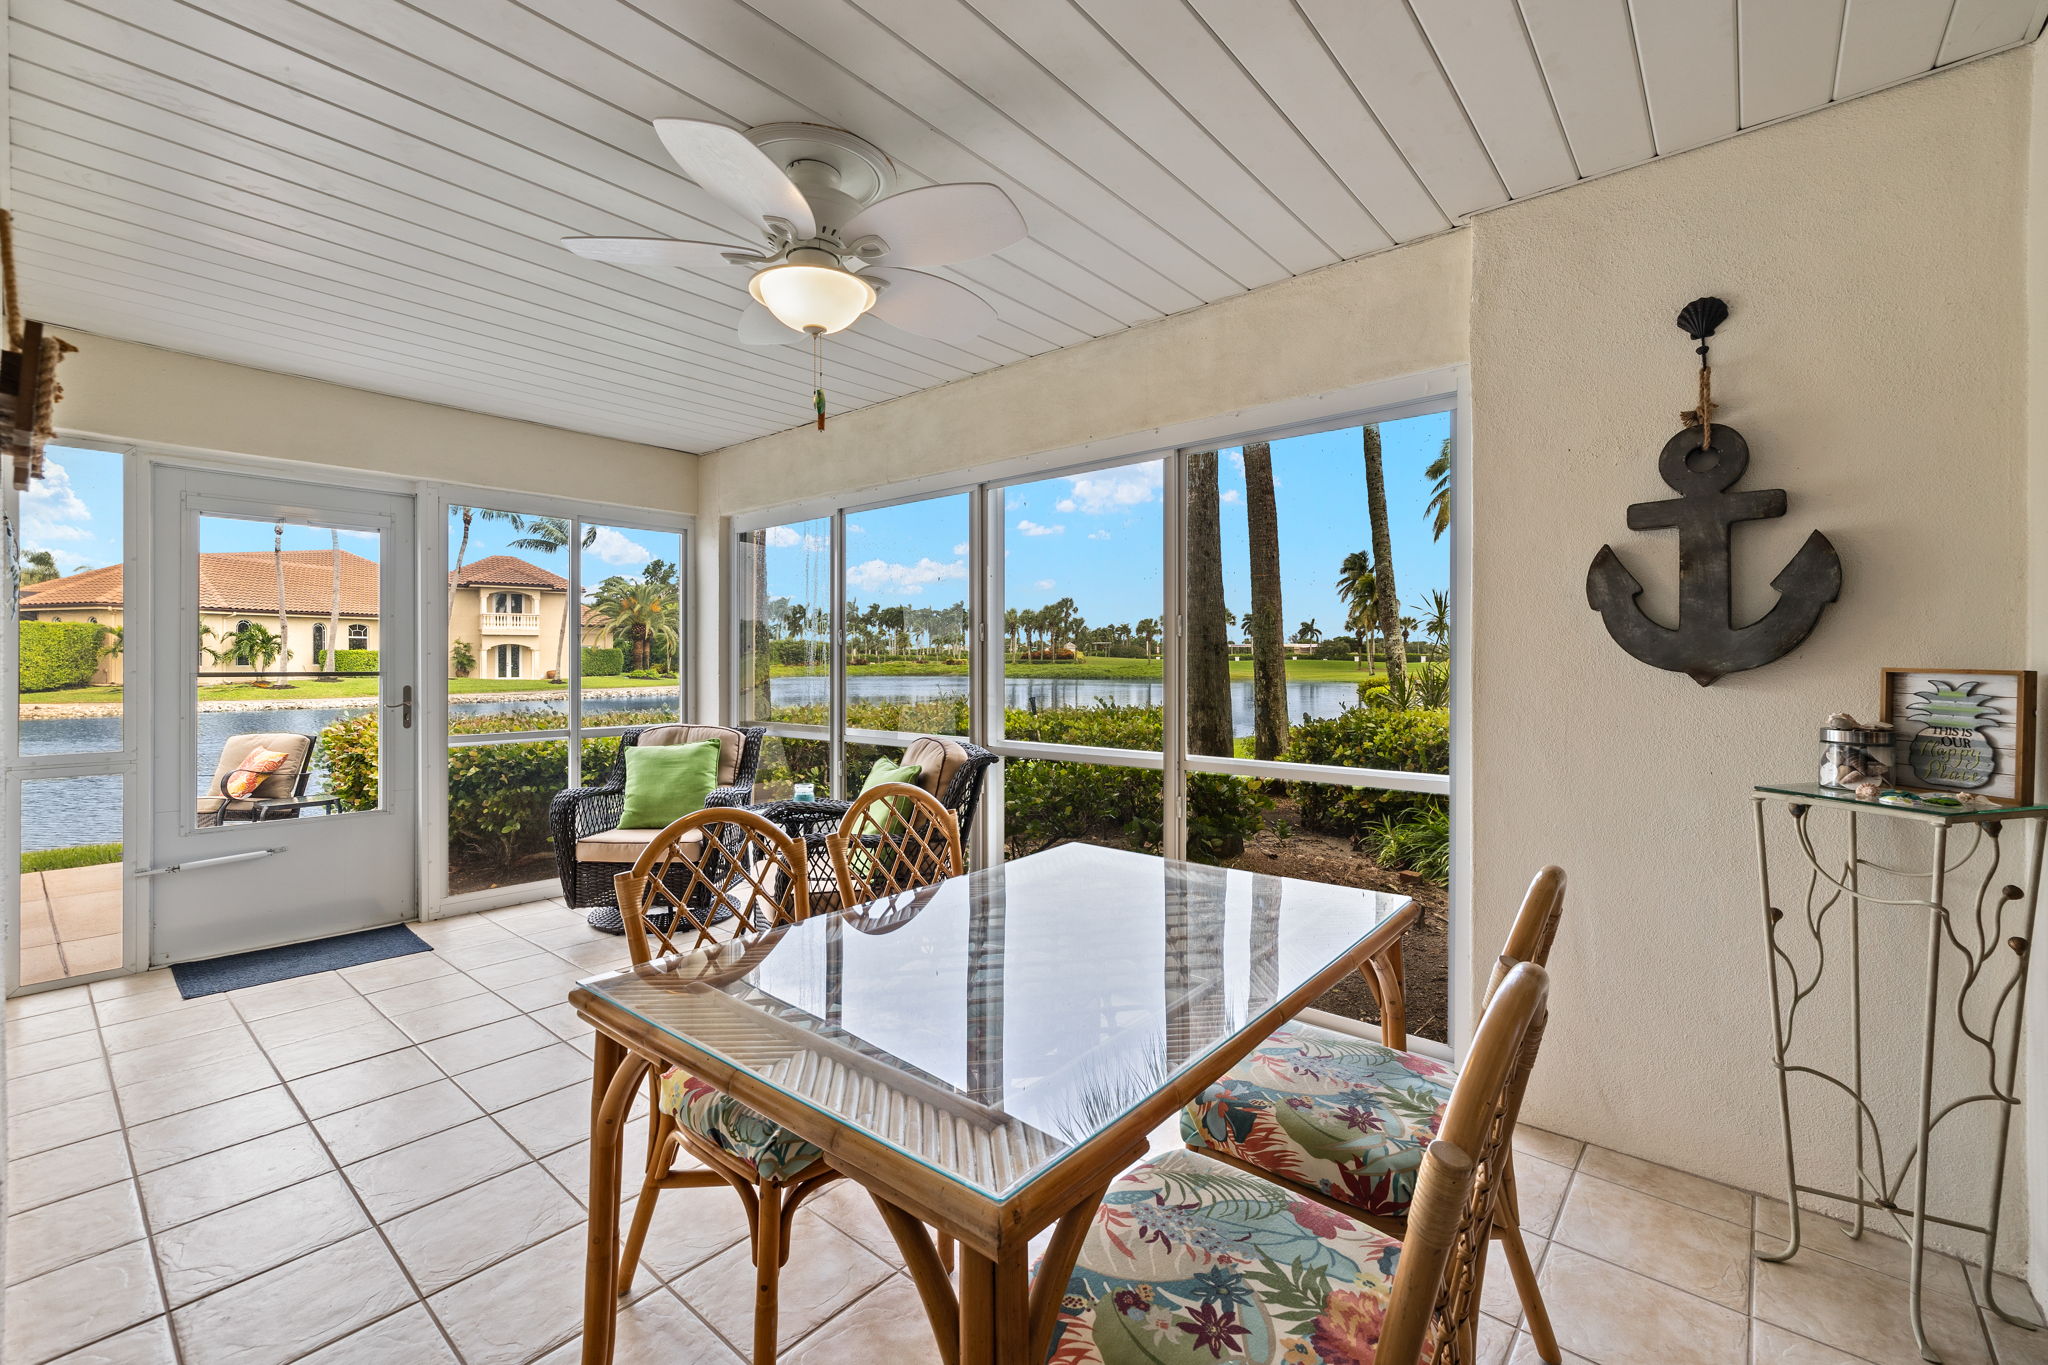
xmin=748 ymin=259 xmax=876 ymax=335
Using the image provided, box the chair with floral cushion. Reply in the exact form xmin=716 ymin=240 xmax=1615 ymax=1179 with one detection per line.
xmin=1179 ymin=865 xmax=1568 ymax=1362
xmin=195 ymin=732 xmax=327 ymax=826
xmin=611 ymin=806 xmax=839 ymax=1365
xmin=1044 ymin=961 xmax=1551 ymax=1365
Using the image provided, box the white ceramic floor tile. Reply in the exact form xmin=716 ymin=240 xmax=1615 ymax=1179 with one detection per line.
xmin=7 ymin=983 xmax=93 ymax=1018
xmin=292 ymin=1305 xmax=460 ymax=1364
xmin=364 ymin=971 xmax=491 ymax=1018
xmin=287 ymin=1047 xmax=444 ymax=1119
xmin=153 ymin=1173 xmax=369 ymax=1306
xmin=4 ymin=1180 xmax=146 ymax=1284
xmin=1537 ymin=1243 xmax=1751 ymax=1365
xmin=382 ymin=1163 xmax=582 ymax=1294
xmin=6 ymin=1090 xmax=121 ymax=1160
xmin=493 ymin=1082 xmax=596 ymax=1158
xmin=115 ymin=1050 xmax=277 ymax=1125
xmin=6 ymin=1003 xmax=98 ymax=1045
xmin=1754 ymin=1241 xmax=1994 ymax=1365
xmin=390 ymin=991 xmax=519 ymax=1043
xmin=98 ymin=997 xmax=237 ymax=1051
xmin=312 ymin=1078 xmax=484 ymax=1165
xmin=337 ymin=950 xmax=455 ymax=994
xmin=1577 ymin=1145 xmax=1752 ymax=1227
xmin=266 ymin=1018 xmax=413 ymax=1080
xmin=7 ymin=1029 xmax=103 ymax=1077
xmin=245 ymin=997 xmax=383 ymax=1050
xmin=466 ymin=950 xmax=580 ymax=990
xmin=124 ymin=1087 xmax=305 ymax=1175
xmin=7 ymin=1130 xmax=132 ymax=1211
xmin=45 ymin=1315 xmax=179 ymax=1364
xmin=342 ymin=1118 xmax=530 ymax=1222
xmin=428 ymin=1225 xmax=656 ymax=1365
xmin=784 ymin=1273 xmax=942 ymax=1365
xmin=1555 ymin=1172 xmax=1751 ymax=1309
xmin=224 ymin=972 xmax=360 ymax=1022
xmin=454 ymin=1042 xmax=590 ymax=1111
xmin=8 ymin=1057 xmax=112 ymax=1115
xmin=493 ymin=970 xmax=591 ymax=1013
xmin=1755 ymin=1197 xmax=1975 ymax=1303
xmin=4 ymin=1238 xmax=163 ymax=1364
xmin=534 ymin=1287 xmax=743 ymax=1365
xmin=419 ymin=1015 xmax=558 ymax=1074
xmin=170 ymin=1229 xmax=415 ymax=1365
xmin=1753 ymin=1321 xmax=1875 ymax=1363
xmin=105 ymin=1026 xmax=265 ymax=1089
xmin=676 ymin=1210 xmax=894 ymax=1352
xmin=137 ymin=1125 xmax=332 ymax=1230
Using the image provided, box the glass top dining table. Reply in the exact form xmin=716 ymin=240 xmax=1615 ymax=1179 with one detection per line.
xmin=573 ymin=840 xmax=1417 ymax=1204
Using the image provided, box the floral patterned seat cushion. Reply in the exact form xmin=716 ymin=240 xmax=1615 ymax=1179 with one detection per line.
xmin=1047 ymin=1149 xmax=1430 ymax=1365
xmin=1181 ymin=1027 xmax=1455 ymax=1216
xmin=657 ymin=1070 xmax=824 ymax=1182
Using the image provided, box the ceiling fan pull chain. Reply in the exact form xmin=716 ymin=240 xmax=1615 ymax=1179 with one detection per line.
xmin=812 ymin=330 xmax=827 ymax=431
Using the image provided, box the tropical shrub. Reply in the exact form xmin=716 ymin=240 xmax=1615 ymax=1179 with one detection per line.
xmin=19 ymin=621 xmax=108 ymax=690
xmin=1359 ymin=660 xmax=1449 ymax=711
xmin=768 ymin=639 xmax=823 ymax=667
xmin=581 ymin=647 xmax=624 ymax=677
xmin=450 ymin=640 xmax=475 ymax=678
xmin=314 ymin=649 xmax=379 ymax=673
xmin=1364 ymin=799 xmax=1450 ymax=886
xmin=1283 ymin=705 xmax=1449 ymax=837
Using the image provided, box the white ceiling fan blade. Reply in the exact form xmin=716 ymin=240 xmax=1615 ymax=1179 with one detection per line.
xmin=561 ymin=237 xmax=762 ymax=269
xmin=653 ymin=119 xmax=817 ymax=239
xmin=737 ymin=301 xmax=808 ymax=346
xmin=842 ymin=183 xmax=1026 ymax=267
xmin=863 ymin=268 xmax=997 ymax=343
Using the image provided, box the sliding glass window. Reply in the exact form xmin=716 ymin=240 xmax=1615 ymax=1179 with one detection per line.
xmin=442 ymin=501 xmax=685 ymax=900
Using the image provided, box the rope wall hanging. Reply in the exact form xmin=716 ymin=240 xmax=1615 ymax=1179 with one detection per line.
xmin=0 ymin=209 xmax=77 ymax=489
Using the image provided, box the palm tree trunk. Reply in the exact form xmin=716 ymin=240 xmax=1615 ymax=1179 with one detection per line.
xmin=1243 ymin=441 xmax=1288 ymax=761
xmin=1186 ymin=451 xmax=1233 ymax=757
xmin=1362 ymin=426 xmax=1407 ymax=696
xmin=272 ymin=524 xmax=289 ymax=682
xmin=327 ymin=530 xmax=342 ymax=677
xmin=449 ymin=507 xmax=473 ymax=648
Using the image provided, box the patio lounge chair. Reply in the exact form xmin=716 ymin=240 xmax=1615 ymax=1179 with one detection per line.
xmin=195 ymin=732 xmax=328 ymax=827
xmin=549 ymin=723 xmax=765 ymax=928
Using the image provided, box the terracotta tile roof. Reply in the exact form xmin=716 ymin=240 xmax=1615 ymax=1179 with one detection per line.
xmin=22 ymin=550 xmax=386 ymax=615
xmin=451 ymin=554 xmax=568 ymax=591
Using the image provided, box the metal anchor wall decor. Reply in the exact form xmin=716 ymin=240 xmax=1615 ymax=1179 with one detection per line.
xmin=1586 ymin=298 xmax=1842 ymax=686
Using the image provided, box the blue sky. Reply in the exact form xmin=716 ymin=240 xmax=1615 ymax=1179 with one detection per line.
xmin=20 ymin=445 xmax=124 ymax=572
xmin=765 ymin=412 xmax=1452 ymax=636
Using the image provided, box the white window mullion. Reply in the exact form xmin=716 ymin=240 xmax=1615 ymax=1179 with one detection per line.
xmin=828 ymin=509 xmax=848 ymax=798
xmin=1162 ymin=450 xmax=1188 ymax=863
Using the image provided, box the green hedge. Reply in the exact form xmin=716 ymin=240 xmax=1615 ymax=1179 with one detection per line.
xmin=314 ymin=649 xmax=378 ymax=673
xmin=20 ymin=621 xmax=108 ymax=691
xmin=581 ymin=647 xmax=624 ymax=677
xmin=1283 ymin=705 xmax=1449 ymax=837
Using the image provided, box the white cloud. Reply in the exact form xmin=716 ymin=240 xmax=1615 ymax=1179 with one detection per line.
xmin=762 ymin=525 xmax=828 ymax=552
xmin=1035 ymin=579 xmax=1055 ymax=590
xmin=1056 ymin=464 xmax=1162 ymax=515
xmin=952 ymin=542 xmax=969 ymax=557
xmin=847 ymin=522 xmax=866 ymax=535
xmin=846 ymin=556 xmax=966 ymax=595
xmin=1087 ymin=529 xmax=1111 ymax=541
xmin=1219 ymin=488 xmax=1240 ymax=505
xmin=1016 ymin=519 xmax=1063 ymax=537
xmin=588 ymin=526 xmax=653 ymax=566
xmin=22 ymin=460 xmax=92 ymax=548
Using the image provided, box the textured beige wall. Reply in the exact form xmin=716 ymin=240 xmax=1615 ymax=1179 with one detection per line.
xmin=1471 ymin=50 xmax=2032 ymax=1260
xmin=693 ymin=230 xmax=1471 ymax=705
xmin=48 ymin=332 xmax=697 ymax=512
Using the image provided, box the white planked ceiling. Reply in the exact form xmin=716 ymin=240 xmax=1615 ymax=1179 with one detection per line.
xmin=7 ymin=0 xmax=2043 ymax=453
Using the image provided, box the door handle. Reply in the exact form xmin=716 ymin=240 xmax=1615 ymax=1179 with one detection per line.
xmin=385 ymin=684 xmax=413 ymax=730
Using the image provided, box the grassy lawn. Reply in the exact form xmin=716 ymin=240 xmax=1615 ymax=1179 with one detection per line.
xmin=19 ymin=674 xmax=680 ymax=706
xmin=23 ymin=843 xmax=121 ymax=872
xmin=771 ymin=656 xmax=1409 ymax=682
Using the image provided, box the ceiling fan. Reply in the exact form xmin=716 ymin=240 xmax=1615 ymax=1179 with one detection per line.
xmin=563 ymin=120 xmax=1026 ymax=349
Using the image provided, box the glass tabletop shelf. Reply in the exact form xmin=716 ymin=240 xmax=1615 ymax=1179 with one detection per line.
xmin=1755 ymin=782 xmax=2048 ymax=821
xmin=574 ymin=841 xmax=1412 ymax=1203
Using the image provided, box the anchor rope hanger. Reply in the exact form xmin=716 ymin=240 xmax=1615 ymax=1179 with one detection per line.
xmin=1677 ymin=295 xmax=1728 ymax=449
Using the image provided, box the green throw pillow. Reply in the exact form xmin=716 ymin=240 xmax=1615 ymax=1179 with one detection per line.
xmin=858 ymin=756 xmax=923 ymax=832
xmin=618 ymin=740 xmax=722 ymax=829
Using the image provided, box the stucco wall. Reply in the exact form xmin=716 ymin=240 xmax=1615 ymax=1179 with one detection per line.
xmin=1470 ymin=50 xmax=2032 ymax=1262
xmin=47 ymin=332 xmax=697 ymax=513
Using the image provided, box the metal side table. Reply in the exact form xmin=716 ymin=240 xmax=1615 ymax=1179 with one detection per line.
xmin=1753 ymin=783 xmax=2048 ymax=1361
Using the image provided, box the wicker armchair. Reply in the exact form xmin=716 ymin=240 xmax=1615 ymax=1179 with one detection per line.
xmin=549 ymin=724 xmax=764 ymax=928
xmin=751 ymin=736 xmax=996 ymax=911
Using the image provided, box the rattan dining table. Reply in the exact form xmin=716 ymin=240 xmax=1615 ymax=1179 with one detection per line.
xmin=571 ymin=840 xmax=1418 ymax=1365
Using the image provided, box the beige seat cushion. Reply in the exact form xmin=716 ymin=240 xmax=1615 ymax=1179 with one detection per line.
xmin=899 ymin=736 xmax=972 ymax=804
xmin=198 ymin=732 xmax=313 ymax=815
xmin=632 ymin=725 xmax=745 ymax=786
xmin=575 ymin=825 xmax=709 ymax=864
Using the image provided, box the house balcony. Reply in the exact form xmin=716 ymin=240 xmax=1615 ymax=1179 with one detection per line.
xmin=480 ymin=611 xmax=541 ymax=635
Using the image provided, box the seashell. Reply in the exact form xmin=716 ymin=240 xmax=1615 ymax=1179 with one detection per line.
xmin=1826 ymin=712 xmax=1862 ymax=728
xmin=1677 ymin=297 xmax=1730 ymax=341
xmin=1855 ymin=782 xmax=1882 ymax=800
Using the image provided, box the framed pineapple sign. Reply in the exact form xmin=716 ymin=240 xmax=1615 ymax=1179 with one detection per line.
xmin=1880 ymin=668 xmax=2038 ymax=805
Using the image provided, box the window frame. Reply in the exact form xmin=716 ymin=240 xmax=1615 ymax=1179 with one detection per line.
xmin=727 ymin=372 xmax=1466 ymax=1052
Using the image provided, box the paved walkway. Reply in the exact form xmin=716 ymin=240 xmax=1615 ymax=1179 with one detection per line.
xmin=19 ymin=861 xmax=122 ymax=986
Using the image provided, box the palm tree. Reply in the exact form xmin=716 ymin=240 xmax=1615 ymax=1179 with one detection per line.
xmin=19 ymin=549 xmax=58 ymax=587
xmin=222 ymin=622 xmax=285 ymax=679
xmin=271 ymin=523 xmax=291 ymax=683
xmin=1336 ymin=550 xmax=1379 ymax=670
xmin=1186 ymin=451 xmax=1232 ymax=757
xmin=1135 ymin=617 xmax=1160 ymax=659
xmin=447 ymin=506 xmax=525 ymax=650
xmin=506 ymin=516 xmax=596 ymax=676
xmin=594 ymin=578 xmax=678 ymax=671
xmin=1362 ymin=425 xmax=1407 ymax=695
xmin=1242 ymin=441 xmax=1288 ymax=760
xmin=326 ymin=529 xmax=342 ymax=676
xmin=1424 ymin=435 xmax=1451 ymax=542
xmin=1293 ymin=619 xmax=1322 ymax=644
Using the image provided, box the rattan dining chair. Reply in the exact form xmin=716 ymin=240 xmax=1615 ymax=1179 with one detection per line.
xmin=1043 ymin=961 xmax=1553 ymax=1365
xmin=611 ymin=807 xmax=840 ymax=1365
xmin=1182 ymin=865 xmax=1569 ymax=1361
xmin=822 ymin=780 xmax=965 ymax=910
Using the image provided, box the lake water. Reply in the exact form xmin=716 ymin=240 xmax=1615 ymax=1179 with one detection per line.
xmin=17 ymin=677 xmax=1364 ymax=850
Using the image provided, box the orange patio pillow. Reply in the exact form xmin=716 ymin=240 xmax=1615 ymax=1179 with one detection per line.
xmin=224 ymin=748 xmax=293 ymax=800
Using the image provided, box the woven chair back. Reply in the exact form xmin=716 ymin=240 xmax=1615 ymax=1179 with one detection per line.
xmin=824 ymin=782 xmax=964 ymax=909
xmin=612 ymin=807 xmax=810 ymax=966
